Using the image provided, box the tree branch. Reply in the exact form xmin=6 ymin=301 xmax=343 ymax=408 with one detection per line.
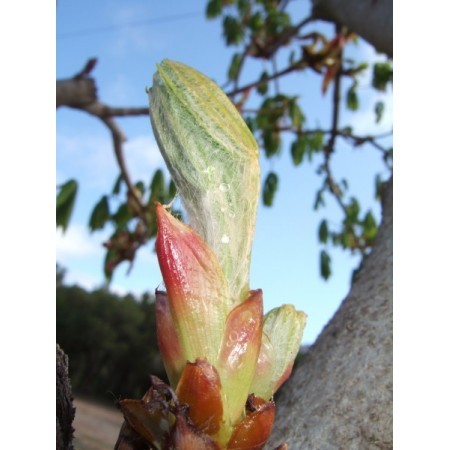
xmin=312 ymin=0 xmax=393 ymax=58
xmin=56 ymin=59 xmax=148 ymax=220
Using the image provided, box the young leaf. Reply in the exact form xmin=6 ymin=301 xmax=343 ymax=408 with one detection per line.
xmin=291 ymin=138 xmax=306 ymax=166
xmin=256 ymin=71 xmax=269 ymax=95
xmin=375 ymin=101 xmax=384 ymax=123
xmin=362 ymin=211 xmax=378 ymax=242
xmin=149 ymin=60 xmax=260 ymax=301
xmin=288 ymin=100 xmax=304 ymax=129
xmin=223 ymin=16 xmax=245 ymax=45
xmin=320 ymin=249 xmax=331 ymax=280
xmin=112 ymin=173 xmax=123 ymax=195
xmin=206 ymin=0 xmax=222 ymax=18
xmin=56 ymin=179 xmax=78 ymax=232
xmin=262 ymin=130 xmax=281 ymax=157
xmin=309 ymin=131 xmax=324 ymax=152
xmin=150 ymin=169 xmax=165 ymax=198
xmin=318 ymin=219 xmax=328 ymax=243
xmin=88 ymin=195 xmax=110 ymax=231
xmin=228 ymin=53 xmax=244 ymax=81
xmin=372 ymin=62 xmax=393 ymax=91
xmin=249 ymin=305 xmax=307 ymax=400
xmin=263 ymin=172 xmax=278 ymax=206
xmin=346 ymin=83 xmax=359 ymax=111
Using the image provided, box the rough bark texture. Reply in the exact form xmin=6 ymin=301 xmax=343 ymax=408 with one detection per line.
xmin=267 ymin=178 xmax=393 ymax=450
xmin=56 ymin=344 xmax=76 ymax=450
xmin=312 ymin=0 xmax=393 ymax=58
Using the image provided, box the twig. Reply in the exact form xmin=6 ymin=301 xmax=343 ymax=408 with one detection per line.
xmin=58 ymin=59 xmax=149 ymax=220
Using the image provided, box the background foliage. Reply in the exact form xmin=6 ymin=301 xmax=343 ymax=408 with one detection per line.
xmin=56 ymin=265 xmax=166 ymax=401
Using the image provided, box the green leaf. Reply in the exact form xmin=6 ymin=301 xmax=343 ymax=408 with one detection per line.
xmin=228 ymin=52 xmax=244 ymax=81
xmin=308 ymin=132 xmax=324 ymax=152
xmin=250 ymin=305 xmax=307 ymax=400
xmin=135 ymin=181 xmax=145 ymax=196
xmin=362 ymin=211 xmax=378 ymax=242
xmin=56 ymin=179 xmax=78 ymax=232
xmin=206 ymin=0 xmax=222 ymax=18
xmin=150 ymin=169 xmax=165 ymax=198
xmin=112 ymin=203 xmax=132 ymax=230
xmin=263 ymin=172 xmax=278 ymax=206
xmin=346 ymin=84 xmax=359 ymax=111
xmin=112 ymin=173 xmax=123 ymax=195
xmin=318 ymin=219 xmax=328 ymax=244
xmin=314 ymin=189 xmax=325 ymax=210
xmin=262 ymin=130 xmax=281 ymax=157
xmin=237 ymin=0 xmax=251 ymax=16
xmin=104 ymin=248 xmax=118 ymax=282
xmin=291 ymin=137 xmax=306 ymax=166
xmin=88 ymin=196 xmax=110 ymax=231
xmin=372 ymin=62 xmax=393 ymax=91
xmin=257 ymin=71 xmax=269 ymax=95
xmin=168 ymin=179 xmax=177 ymax=199
xmin=375 ymin=101 xmax=384 ymax=123
xmin=320 ymin=250 xmax=331 ymax=280
xmin=249 ymin=11 xmax=264 ymax=30
xmin=223 ymin=15 xmax=245 ymax=45
xmin=345 ymin=197 xmax=360 ymax=222
xmin=288 ymin=100 xmax=304 ymax=129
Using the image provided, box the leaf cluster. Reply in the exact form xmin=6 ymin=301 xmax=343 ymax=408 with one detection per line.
xmin=205 ymin=0 xmax=392 ymax=279
xmin=90 ymin=170 xmax=178 ymax=281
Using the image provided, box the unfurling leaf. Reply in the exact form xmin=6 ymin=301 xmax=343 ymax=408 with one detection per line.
xmin=250 ymin=306 xmax=307 ymax=400
xmin=149 ymin=59 xmax=260 ymax=301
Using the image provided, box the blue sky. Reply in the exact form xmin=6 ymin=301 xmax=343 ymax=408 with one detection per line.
xmin=56 ymin=0 xmax=392 ymax=344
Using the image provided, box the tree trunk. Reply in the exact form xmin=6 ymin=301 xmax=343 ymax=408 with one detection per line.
xmin=56 ymin=344 xmax=76 ymax=450
xmin=267 ymin=178 xmax=393 ymax=450
xmin=312 ymin=0 xmax=393 ymax=58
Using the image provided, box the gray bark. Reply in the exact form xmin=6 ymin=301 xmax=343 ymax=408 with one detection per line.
xmin=56 ymin=344 xmax=76 ymax=450
xmin=312 ymin=0 xmax=393 ymax=58
xmin=268 ymin=178 xmax=393 ymax=450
